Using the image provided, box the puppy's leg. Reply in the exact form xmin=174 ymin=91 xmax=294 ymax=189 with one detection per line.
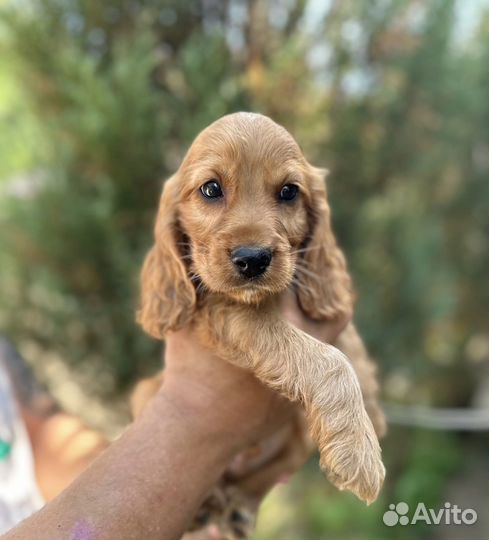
xmin=334 ymin=323 xmax=387 ymax=438
xmin=197 ymin=302 xmax=385 ymax=504
xmin=190 ymin=484 xmax=256 ymax=540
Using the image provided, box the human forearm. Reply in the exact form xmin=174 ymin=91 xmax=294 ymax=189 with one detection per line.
xmin=4 ymin=388 xmax=238 ymax=540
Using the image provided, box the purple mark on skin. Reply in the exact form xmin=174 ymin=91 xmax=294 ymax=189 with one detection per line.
xmin=71 ymin=519 xmax=96 ymax=540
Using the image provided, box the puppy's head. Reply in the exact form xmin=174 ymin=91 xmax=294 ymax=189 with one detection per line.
xmin=138 ymin=113 xmax=352 ymax=339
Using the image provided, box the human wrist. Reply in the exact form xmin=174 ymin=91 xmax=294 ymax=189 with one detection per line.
xmin=151 ymin=380 xmax=247 ymax=457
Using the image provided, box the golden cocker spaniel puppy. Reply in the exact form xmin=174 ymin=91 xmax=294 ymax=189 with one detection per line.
xmin=136 ymin=112 xmax=386 ymax=535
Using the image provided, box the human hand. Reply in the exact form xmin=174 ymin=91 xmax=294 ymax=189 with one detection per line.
xmin=161 ymin=327 xmax=294 ymax=452
xmin=279 ymin=288 xmax=351 ymax=343
xmin=154 ymin=291 xmax=352 ymax=539
xmin=160 ymin=288 xmax=351 ymax=455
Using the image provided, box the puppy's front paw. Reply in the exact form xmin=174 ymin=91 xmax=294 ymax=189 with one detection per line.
xmin=308 ymin=345 xmax=386 ymax=504
xmin=320 ymin=410 xmax=385 ymax=504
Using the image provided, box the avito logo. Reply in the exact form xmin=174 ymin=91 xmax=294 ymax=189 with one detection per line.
xmin=383 ymin=501 xmax=478 ymax=527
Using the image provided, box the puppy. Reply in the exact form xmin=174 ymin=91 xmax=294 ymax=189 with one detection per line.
xmin=136 ymin=112 xmax=386 ymax=534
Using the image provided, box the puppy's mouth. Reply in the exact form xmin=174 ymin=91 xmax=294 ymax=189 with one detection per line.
xmin=189 ymin=243 xmax=295 ymax=303
xmin=228 ymin=271 xmax=270 ymax=291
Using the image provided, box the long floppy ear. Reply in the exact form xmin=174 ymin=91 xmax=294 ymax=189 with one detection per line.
xmin=137 ymin=174 xmax=196 ymax=339
xmin=297 ymin=166 xmax=354 ymax=322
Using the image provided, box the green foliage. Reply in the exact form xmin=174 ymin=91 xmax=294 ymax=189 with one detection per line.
xmin=0 ymin=1 xmax=247 ymax=386
xmin=0 ymin=1 xmax=487 ymax=538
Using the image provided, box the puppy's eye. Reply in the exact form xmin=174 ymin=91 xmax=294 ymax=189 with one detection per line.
xmin=200 ymin=180 xmax=223 ymax=199
xmin=279 ymin=184 xmax=299 ymax=201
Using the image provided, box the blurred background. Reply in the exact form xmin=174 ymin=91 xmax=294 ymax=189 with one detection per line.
xmin=0 ymin=0 xmax=487 ymax=538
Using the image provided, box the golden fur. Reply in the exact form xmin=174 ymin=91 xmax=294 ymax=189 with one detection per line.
xmin=136 ymin=112 xmax=386 ymax=535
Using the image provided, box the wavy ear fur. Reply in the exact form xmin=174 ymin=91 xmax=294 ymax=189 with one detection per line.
xmin=137 ymin=175 xmax=196 ymax=339
xmin=297 ymin=167 xmax=354 ymax=322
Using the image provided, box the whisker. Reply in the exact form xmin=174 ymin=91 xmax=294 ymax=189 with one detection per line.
xmin=187 ymin=270 xmax=208 ymax=296
xmin=291 ymin=245 xmax=321 ymax=255
xmin=196 ymin=281 xmax=208 ymax=296
xmin=291 ymin=281 xmax=316 ymax=298
xmin=291 ymin=276 xmax=316 ymax=295
xmin=294 ymin=263 xmax=321 ymax=282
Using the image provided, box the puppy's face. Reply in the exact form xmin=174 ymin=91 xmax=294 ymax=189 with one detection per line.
xmin=176 ymin=113 xmax=312 ymax=304
xmin=139 ymin=112 xmax=352 ymax=337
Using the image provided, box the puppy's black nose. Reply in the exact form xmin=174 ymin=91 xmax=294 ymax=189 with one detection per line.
xmin=231 ymin=246 xmax=272 ymax=279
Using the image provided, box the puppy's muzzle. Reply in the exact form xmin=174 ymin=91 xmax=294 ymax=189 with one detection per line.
xmin=231 ymin=246 xmax=272 ymax=279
